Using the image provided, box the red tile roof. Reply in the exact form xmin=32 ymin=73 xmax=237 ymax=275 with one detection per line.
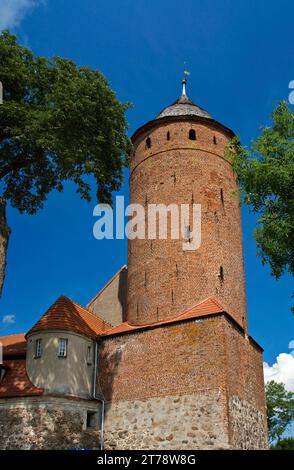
xmin=0 ymin=334 xmax=26 ymax=357
xmin=0 ymin=359 xmax=43 ymax=398
xmin=26 ymin=296 xmax=113 ymax=340
xmin=102 ymin=297 xmax=226 ymax=336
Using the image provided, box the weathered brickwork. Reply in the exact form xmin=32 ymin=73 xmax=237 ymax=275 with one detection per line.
xmin=127 ymin=118 xmax=247 ymax=329
xmin=98 ymin=317 xmax=228 ymax=402
xmin=0 ymin=397 xmax=100 ymax=450
xmin=98 ymin=315 xmax=267 ymax=449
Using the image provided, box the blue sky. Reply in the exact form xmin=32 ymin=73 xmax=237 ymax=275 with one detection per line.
xmin=0 ymin=0 xmax=293 ymax=397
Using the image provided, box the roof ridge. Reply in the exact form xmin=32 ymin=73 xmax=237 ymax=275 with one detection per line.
xmin=103 ymin=296 xmax=226 ymax=337
xmin=0 ymin=333 xmax=25 ymax=340
xmin=178 ymin=296 xmax=225 ymax=317
xmin=69 ymin=297 xmax=113 ymax=329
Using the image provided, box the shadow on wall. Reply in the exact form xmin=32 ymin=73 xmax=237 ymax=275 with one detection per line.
xmin=96 ymin=340 xmax=122 ymax=419
xmin=118 ymin=268 xmax=127 ymax=322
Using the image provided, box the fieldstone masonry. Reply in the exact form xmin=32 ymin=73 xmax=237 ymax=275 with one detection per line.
xmin=104 ymin=392 xmax=230 ymax=450
xmin=0 ymin=397 xmax=100 ymax=450
xmin=229 ymin=396 xmax=268 ymax=449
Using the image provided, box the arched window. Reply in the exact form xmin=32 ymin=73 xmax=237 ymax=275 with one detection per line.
xmin=146 ymin=137 xmax=151 ymax=149
xmin=189 ymin=129 xmax=196 ymax=140
xmin=167 ymin=131 xmax=170 ymax=141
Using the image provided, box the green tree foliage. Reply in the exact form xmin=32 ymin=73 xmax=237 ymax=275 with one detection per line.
xmin=226 ymin=102 xmax=294 ymax=310
xmin=270 ymin=437 xmax=294 ymax=450
xmin=0 ymin=31 xmax=131 ymax=211
xmin=0 ymin=31 xmax=131 ymax=293
xmin=265 ymin=380 xmax=294 ymax=443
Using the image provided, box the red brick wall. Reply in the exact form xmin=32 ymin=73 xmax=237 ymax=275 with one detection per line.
xmin=127 ymin=118 xmax=247 ymax=329
xmin=98 ymin=316 xmax=227 ymax=402
xmin=98 ymin=315 xmax=267 ymax=448
xmin=224 ymin=321 xmax=266 ymax=412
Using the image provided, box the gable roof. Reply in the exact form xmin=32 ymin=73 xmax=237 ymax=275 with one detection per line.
xmin=102 ymin=297 xmax=226 ymax=337
xmin=0 ymin=359 xmax=43 ymax=398
xmin=0 ymin=334 xmax=26 ymax=357
xmin=26 ymin=296 xmax=112 ymax=340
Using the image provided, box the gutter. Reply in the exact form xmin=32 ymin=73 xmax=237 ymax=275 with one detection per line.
xmin=92 ymin=340 xmax=105 ymax=451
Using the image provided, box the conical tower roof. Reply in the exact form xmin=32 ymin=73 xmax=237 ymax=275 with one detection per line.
xmin=156 ymin=78 xmax=211 ymax=120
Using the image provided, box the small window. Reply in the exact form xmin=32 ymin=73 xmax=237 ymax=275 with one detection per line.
xmin=58 ymin=338 xmax=68 ymax=358
xmin=167 ymin=131 xmax=170 ymax=141
xmin=186 ymin=225 xmax=191 ymax=242
xmin=146 ymin=137 xmax=151 ymax=149
xmin=87 ymin=411 xmax=99 ymax=429
xmin=219 ymin=266 xmax=224 ymax=282
xmin=35 ymin=339 xmax=42 ymax=359
xmin=220 ymin=188 xmax=224 ymax=205
xmin=213 ymin=135 xmax=217 ymax=144
xmin=87 ymin=345 xmax=93 ymax=365
xmin=189 ymin=129 xmax=196 ymax=140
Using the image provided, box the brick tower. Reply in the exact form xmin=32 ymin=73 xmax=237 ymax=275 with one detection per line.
xmin=127 ymin=79 xmax=247 ymax=329
xmin=99 ymin=80 xmax=268 ymax=450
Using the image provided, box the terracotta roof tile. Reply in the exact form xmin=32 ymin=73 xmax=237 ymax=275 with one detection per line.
xmin=103 ymin=297 xmax=226 ymax=336
xmin=0 ymin=334 xmax=26 ymax=357
xmin=0 ymin=359 xmax=43 ymax=398
xmin=26 ymin=296 xmax=112 ymax=339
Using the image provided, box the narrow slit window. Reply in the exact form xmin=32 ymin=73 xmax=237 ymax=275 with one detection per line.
xmin=35 ymin=339 xmax=42 ymax=359
xmin=167 ymin=131 xmax=170 ymax=141
xmin=87 ymin=346 xmax=92 ymax=365
xmin=58 ymin=338 xmax=68 ymax=358
xmin=219 ymin=266 xmax=224 ymax=282
xmin=213 ymin=135 xmax=217 ymax=144
xmin=189 ymin=129 xmax=196 ymax=140
xmin=220 ymin=188 xmax=224 ymax=205
xmin=146 ymin=137 xmax=151 ymax=149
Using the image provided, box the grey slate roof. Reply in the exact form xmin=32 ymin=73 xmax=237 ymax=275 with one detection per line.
xmin=156 ymin=93 xmax=211 ymax=120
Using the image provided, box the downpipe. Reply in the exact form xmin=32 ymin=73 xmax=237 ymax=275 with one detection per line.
xmin=93 ymin=341 xmax=105 ymax=451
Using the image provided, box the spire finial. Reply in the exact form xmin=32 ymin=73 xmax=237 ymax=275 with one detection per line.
xmin=182 ymin=63 xmax=190 ymax=96
xmin=182 ymin=77 xmax=187 ymax=96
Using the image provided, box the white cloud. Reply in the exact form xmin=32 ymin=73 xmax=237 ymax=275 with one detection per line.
xmin=2 ymin=314 xmax=16 ymax=324
xmin=0 ymin=0 xmax=43 ymax=31
xmin=289 ymin=339 xmax=294 ymax=350
xmin=264 ymin=353 xmax=294 ymax=392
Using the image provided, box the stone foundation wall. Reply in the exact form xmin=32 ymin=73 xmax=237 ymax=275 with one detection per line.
xmin=229 ymin=396 xmax=268 ymax=449
xmin=104 ymin=392 xmax=230 ymax=450
xmin=0 ymin=397 xmax=100 ymax=450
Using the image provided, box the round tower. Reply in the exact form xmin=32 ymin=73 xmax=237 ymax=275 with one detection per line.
xmin=127 ymin=80 xmax=247 ymax=329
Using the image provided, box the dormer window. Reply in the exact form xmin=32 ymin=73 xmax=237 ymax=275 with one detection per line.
xmin=189 ymin=129 xmax=196 ymax=140
xmin=35 ymin=338 xmax=42 ymax=359
xmin=58 ymin=338 xmax=68 ymax=358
